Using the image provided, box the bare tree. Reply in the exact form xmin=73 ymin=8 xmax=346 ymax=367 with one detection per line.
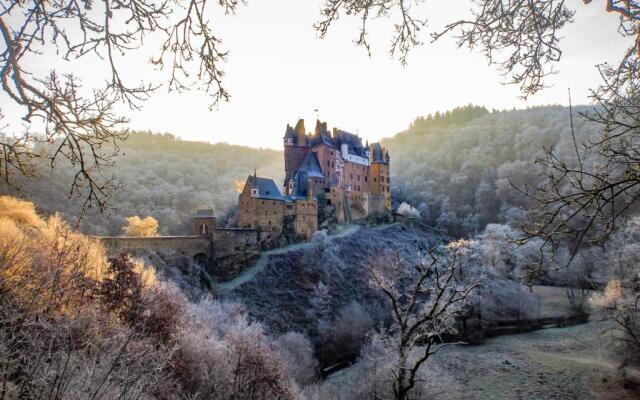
xmin=0 ymin=0 xmax=243 ymax=214
xmin=369 ymin=240 xmax=478 ymax=400
xmin=517 ymin=61 xmax=639 ymax=272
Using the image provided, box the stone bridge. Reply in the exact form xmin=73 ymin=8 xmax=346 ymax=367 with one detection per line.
xmin=99 ymin=228 xmax=260 ymax=280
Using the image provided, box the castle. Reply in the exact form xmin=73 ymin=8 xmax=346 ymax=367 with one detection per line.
xmin=238 ymin=119 xmax=391 ymax=242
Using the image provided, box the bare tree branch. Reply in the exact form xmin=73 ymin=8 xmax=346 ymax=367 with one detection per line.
xmin=0 ymin=0 xmax=243 ymax=214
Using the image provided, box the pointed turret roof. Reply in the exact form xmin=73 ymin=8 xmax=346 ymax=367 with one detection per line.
xmin=297 ymin=152 xmax=325 ymax=178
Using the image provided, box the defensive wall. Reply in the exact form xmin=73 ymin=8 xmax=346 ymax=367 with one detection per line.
xmin=100 ymin=236 xmax=211 ymax=258
xmin=99 ymin=227 xmax=260 ymax=281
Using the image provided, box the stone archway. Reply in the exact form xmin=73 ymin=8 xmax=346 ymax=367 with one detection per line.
xmin=193 ymin=252 xmax=209 ymax=267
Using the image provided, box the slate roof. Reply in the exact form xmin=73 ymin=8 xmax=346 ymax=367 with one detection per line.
xmin=336 ymin=130 xmax=368 ymax=158
xmin=291 ymin=171 xmax=309 ymax=198
xmin=370 ymin=142 xmax=388 ymax=164
xmin=193 ymin=209 xmax=216 ymax=219
xmin=250 ymin=176 xmax=285 ymax=201
xmin=289 ymin=170 xmax=318 ymax=200
xmin=297 ymin=152 xmax=325 ymax=178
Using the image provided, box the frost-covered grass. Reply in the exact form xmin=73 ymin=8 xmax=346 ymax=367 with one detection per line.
xmin=326 ymin=320 xmax=640 ymax=400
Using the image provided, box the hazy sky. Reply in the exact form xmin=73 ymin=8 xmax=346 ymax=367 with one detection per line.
xmin=2 ymin=0 xmax=634 ymax=149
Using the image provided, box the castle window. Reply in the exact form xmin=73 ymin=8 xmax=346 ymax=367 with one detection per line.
xmin=374 ymin=178 xmax=377 ymax=182
xmin=251 ymin=188 xmax=259 ymax=197
xmin=269 ymin=220 xmax=271 ymax=225
xmin=365 ymin=176 xmax=368 ymax=182
xmin=327 ymin=160 xmax=330 ymax=167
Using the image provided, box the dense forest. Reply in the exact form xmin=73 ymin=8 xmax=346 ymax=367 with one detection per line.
xmin=1 ymin=132 xmax=283 ymax=235
xmin=384 ymin=105 xmax=600 ymax=237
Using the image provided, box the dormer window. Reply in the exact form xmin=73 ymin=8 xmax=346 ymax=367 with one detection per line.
xmin=251 ymin=188 xmax=259 ymax=197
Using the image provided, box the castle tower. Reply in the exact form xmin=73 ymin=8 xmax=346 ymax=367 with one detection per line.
xmin=369 ymin=143 xmax=391 ymax=211
xmin=284 ymin=119 xmax=311 ymax=193
xmin=192 ymin=209 xmax=217 ymax=236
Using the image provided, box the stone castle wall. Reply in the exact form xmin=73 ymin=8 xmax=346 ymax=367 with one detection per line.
xmin=99 ymin=228 xmax=261 ymax=281
xmin=368 ymin=193 xmax=387 ymax=214
xmin=238 ymin=184 xmax=286 ymax=239
xmin=100 ymin=236 xmax=211 ymax=258
xmin=293 ymin=199 xmax=318 ymax=240
xmin=212 ymin=228 xmax=259 ymax=257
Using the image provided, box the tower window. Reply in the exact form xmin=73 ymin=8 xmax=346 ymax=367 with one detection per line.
xmin=251 ymin=188 xmax=259 ymax=197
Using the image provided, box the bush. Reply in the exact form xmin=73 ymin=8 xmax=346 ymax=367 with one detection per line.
xmin=331 ymin=301 xmax=374 ymax=355
xmin=277 ymin=332 xmax=319 ymax=386
xmin=397 ymin=202 xmax=420 ymax=219
xmin=0 ymin=196 xmax=308 ymax=400
xmin=174 ymin=299 xmax=297 ymax=399
xmin=122 ymin=215 xmax=159 ymax=237
xmin=0 ymin=199 xmax=177 ymax=400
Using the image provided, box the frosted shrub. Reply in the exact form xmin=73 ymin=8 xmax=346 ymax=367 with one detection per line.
xmin=397 ymin=202 xmax=420 ymax=219
xmin=122 ymin=215 xmax=159 ymax=237
xmin=277 ymin=332 xmax=319 ymax=385
xmin=311 ymin=229 xmax=330 ymax=244
xmin=0 ymin=195 xmax=45 ymax=227
xmin=175 ymin=299 xmax=297 ymax=400
xmin=0 ymin=198 xmax=178 ymax=399
xmin=332 ymin=301 xmax=374 ymax=355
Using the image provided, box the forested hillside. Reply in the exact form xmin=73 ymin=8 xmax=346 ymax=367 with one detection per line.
xmin=383 ymin=105 xmax=600 ymax=237
xmin=3 ymin=106 xmax=600 ymax=240
xmin=1 ymin=132 xmax=283 ymax=235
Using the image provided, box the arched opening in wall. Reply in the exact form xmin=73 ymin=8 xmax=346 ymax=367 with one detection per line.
xmin=193 ymin=253 xmax=208 ymax=267
xmin=201 ymin=224 xmax=209 ymax=236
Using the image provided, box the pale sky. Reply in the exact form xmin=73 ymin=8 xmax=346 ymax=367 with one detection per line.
xmin=2 ymin=0 xmax=634 ymax=149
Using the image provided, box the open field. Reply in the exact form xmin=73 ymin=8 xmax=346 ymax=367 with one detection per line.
xmin=330 ymin=320 xmax=640 ymax=399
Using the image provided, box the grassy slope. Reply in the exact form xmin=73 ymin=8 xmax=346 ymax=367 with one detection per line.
xmin=331 ymin=320 xmax=640 ymax=400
